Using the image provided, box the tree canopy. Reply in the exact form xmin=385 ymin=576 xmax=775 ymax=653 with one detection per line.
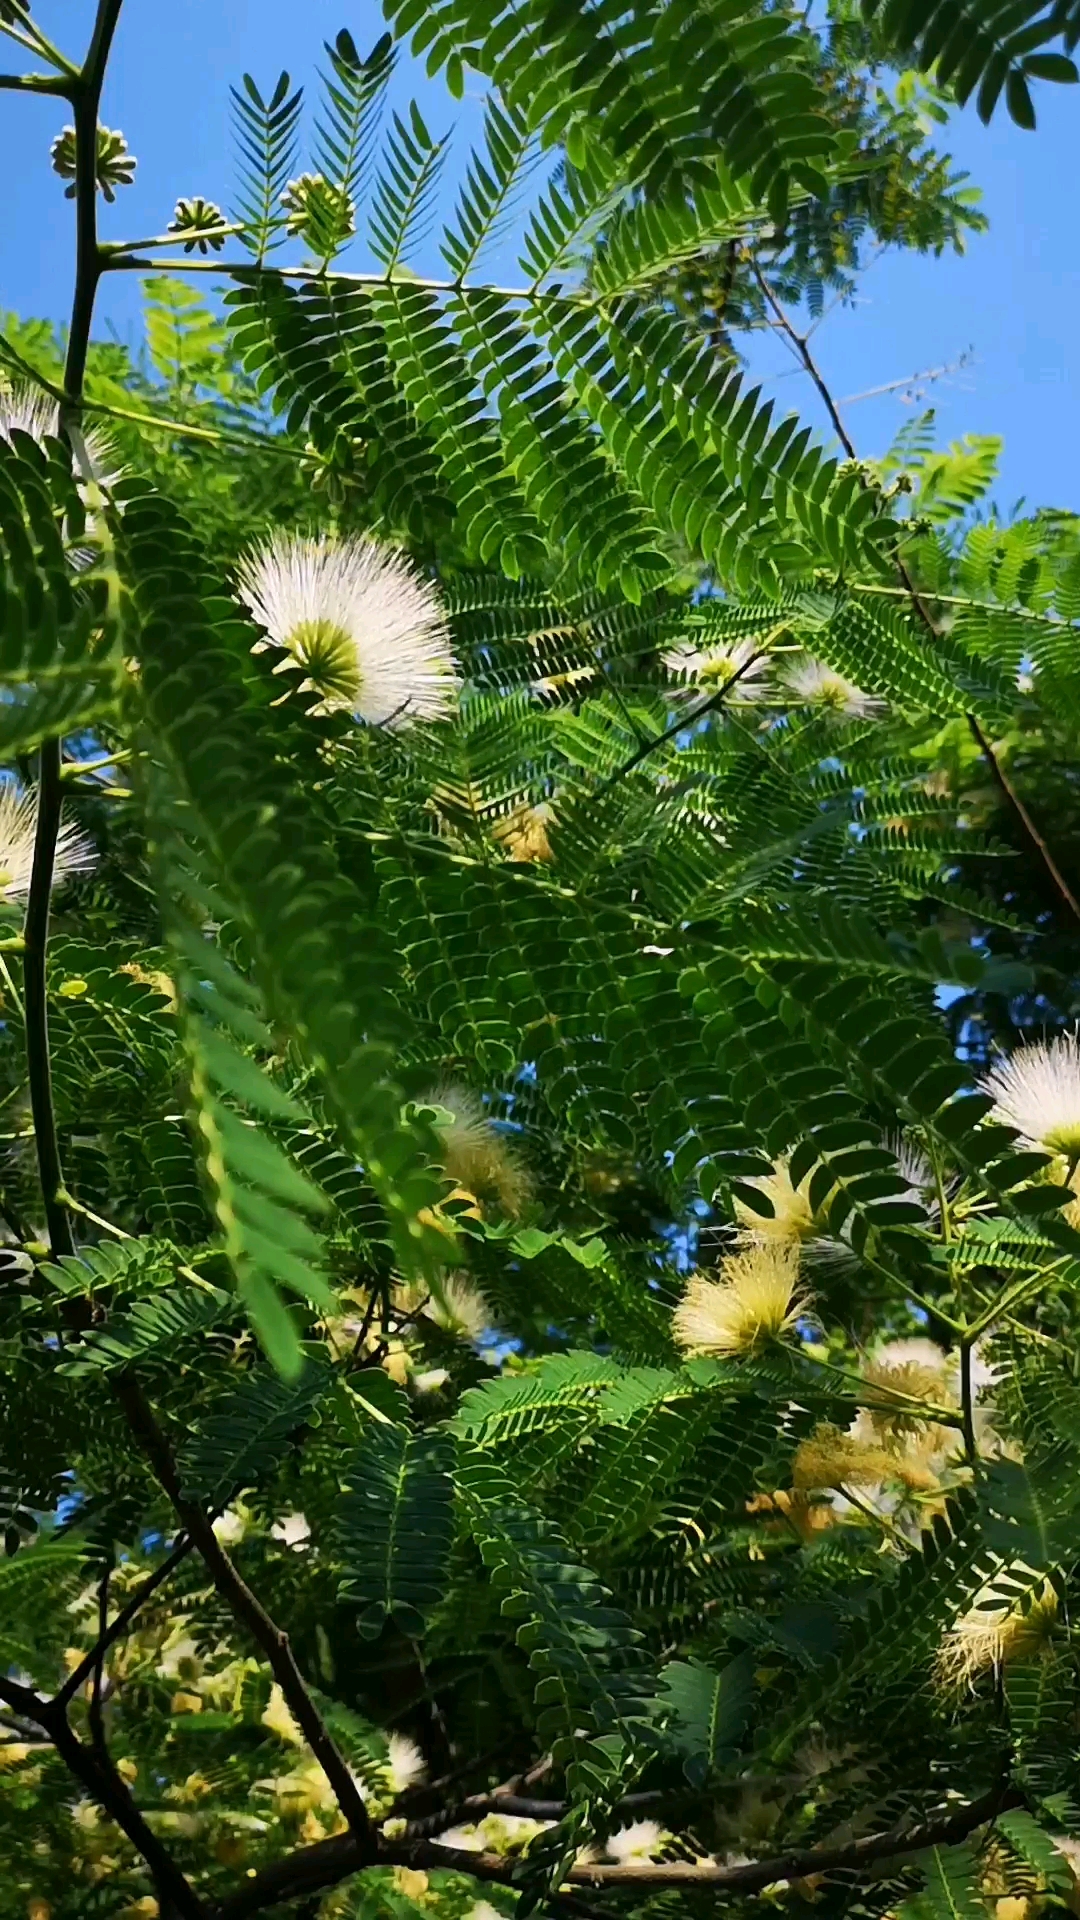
xmin=3 ymin=3 xmax=1080 ymax=1919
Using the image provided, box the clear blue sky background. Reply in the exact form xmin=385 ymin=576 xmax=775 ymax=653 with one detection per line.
xmin=1 ymin=0 xmax=1076 ymax=511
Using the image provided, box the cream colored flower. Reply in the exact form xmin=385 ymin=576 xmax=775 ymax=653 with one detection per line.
xmin=412 ymin=1366 xmax=450 ymax=1393
xmin=0 ymin=783 xmax=96 ymax=906
xmin=673 ymin=1243 xmax=807 ymax=1358
xmin=424 ymin=1082 xmax=532 ymax=1219
xmin=980 ymin=1033 xmax=1080 ymax=1159
xmin=261 ymin=1682 xmax=304 ymax=1747
xmin=605 ymin=1819 xmax=668 ymax=1864
xmin=433 ymin=1824 xmax=485 ymax=1852
xmin=935 ymin=1573 xmax=1058 ymax=1691
xmin=0 ymin=378 xmax=117 ymax=487
xmin=783 ymin=656 xmax=884 ymax=723
xmin=492 ymin=802 xmax=556 ymax=864
xmin=479 ymin=1812 xmax=553 ymax=1853
xmin=212 ymin=1507 xmax=247 ymax=1547
xmin=663 ymin=636 xmax=771 ymax=702
xmin=792 ymin=1423 xmax=903 ymax=1492
xmin=425 ymin=1274 xmax=491 ymax=1343
xmin=386 ymin=1732 xmax=427 ymax=1796
xmin=156 ymin=1633 xmax=203 ymax=1685
xmin=734 ymin=1158 xmax=817 ymax=1245
xmin=270 ymin=1511 xmax=311 ymax=1551
xmin=236 ymin=532 xmax=457 ymax=726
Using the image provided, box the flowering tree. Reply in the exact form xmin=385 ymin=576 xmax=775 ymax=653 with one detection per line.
xmin=3 ymin=1 xmax=1080 ymax=1918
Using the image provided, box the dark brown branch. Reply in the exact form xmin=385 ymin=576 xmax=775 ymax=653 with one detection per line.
xmin=401 ymin=1788 xmax=668 ymax=1840
xmin=752 ymin=261 xmax=856 ymax=461
xmin=88 ymin=1561 xmax=110 ymax=1761
xmin=0 ymin=1675 xmax=205 ymax=1918
xmin=213 ymin=1780 xmax=1023 ymax=1920
xmin=594 ymin=650 xmax=767 ymax=800
xmin=57 ymin=1534 xmax=194 ymax=1708
xmin=114 ymin=1374 xmax=373 ymax=1846
xmin=968 ymin=713 xmax=1080 ymax=928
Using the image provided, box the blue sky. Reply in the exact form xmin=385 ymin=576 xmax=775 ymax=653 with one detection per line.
xmin=1 ymin=0 xmax=1076 ymax=511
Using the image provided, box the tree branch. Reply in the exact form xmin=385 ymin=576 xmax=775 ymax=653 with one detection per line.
xmin=22 ymin=735 xmax=75 ymax=1258
xmin=113 ymin=1374 xmax=373 ymax=1847
xmin=212 ymin=1781 xmax=1023 ymax=1919
xmin=0 ymin=69 xmax=71 ymax=92
xmin=0 ymin=1674 xmax=205 ymax=1918
xmin=751 ymin=260 xmax=856 ymax=461
xmin=56 ymin=1534 xmax=193 ymax=1709
xmin=968 ymin=713 xmax=1080 ymax=929
xmin=593 ymin=650 xmax=768 ymax=801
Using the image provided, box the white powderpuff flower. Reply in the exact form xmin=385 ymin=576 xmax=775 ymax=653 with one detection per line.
xmin=269 ymin=1511 xmax=311 ymax=1551
xmin=466 ymin=1904 xmax=507 ymax=1920
xmin=0 ymin=379 xmax=118 ymax=489
xmin=434 ymin=1824 xmax=485 ymax=1852
xmin=0 ymin=783 xmax=96 ymax=906
xmin=412 ymin=1366 xmax=450 ymax=1393
xmin=979 ymin=1033 xmax=1080 ymax=1158
xmin=211 ymin=1507 xmax=246 ymax=1547
xmin=425 ymin=1274 xmax=491 ymax=1343
xmin=663 ymin=636 xmax=771 ymax=702
xmin=386 ymin=1732 xmax=426 ymax=1795
xmin=673 ymin=1243 xmax=807 ymax=1359
xmin=235 ymin=531 xmax=458 ymax=727
xmin=935 ymin=1573 xmax=1057 ymax=1691
xmin=782 ymin=656 xmax=884 ymax=723
xmin=605 ymin=1819 xmax=668 ymax=1864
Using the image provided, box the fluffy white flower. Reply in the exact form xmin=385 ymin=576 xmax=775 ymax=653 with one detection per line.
xmin=270 ymin=1511 xmax=311 ymax=1551
xmin=434 ymin=1824 xmax=485 ymax=1852
xmin=235 ymin=531 xmax=458 ymax=727
xmin=663 ymin=636 xmax=771 ymax=701
xmin=386 ymin=1732 xmax=426 ymax=1795
xmin=412 ymin=1366 xmax=450 ymax=1394
xmin=979 ymin=1033 xmax=1080 ymax=1158
xmin=604 ymin=1819 xmax=668 ymax=1864
xmin=673 ymin=1244 xmax=807 ymax=1358
xmin=783 ymin=656 xmax=884 ymax=723
xmin=936 ymin=1572 xmax=1057 ymax=1691
xmin=734 ymin=1157 xmax=817 ymax=1245
xmin=0 ymin=783 xmax=96 ymax=906
xmin=425 ymin=1274 xmax=491 ymax=1343
xmin=0 ymin=379 xmax=117 ymax=487
xmin=212 ymin=1507 xmax=247 ymax=1547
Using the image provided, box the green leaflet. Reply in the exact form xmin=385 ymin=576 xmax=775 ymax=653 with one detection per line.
xmin=180 ymin=1355 xmax=333 ymax=1508
xmin=338 ymin=1425 xmax=456 ymax=1638
xmin=456 ymin=1451 xmax=652 ymax=1798
xmin=658 ymin=1651 xmax=754 ymax=1785
xmin=54 ymin=1282 xmax=232 ymax=1375
xmin=901 ymin=1842 xmax=984 ymax=1920
xmin=118 ymin=483 xmax=450 ymax=1343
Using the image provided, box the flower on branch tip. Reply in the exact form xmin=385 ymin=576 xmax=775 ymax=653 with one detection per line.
xmin=50 ymin=124 xmax=136 ymax=202
xmin=235 ymin=532 xmax=458 ymax=727
xmin=979 ymin=1032 xmax=1080 ymax=1159
xmin=422 ymin=1082 xmax=532 ymax=1219
xmin=782 ymin=655 xmax=885 ymax=723
xmin=424 ymin=1272 xmax=491 ymax=1342
xmin=168 ymin=196 xmax=228 ymax=253
xmin=281 ymin=172 xmax=356 ymax=254
xmin=663 ymin=636 xmax=772 ymax=703
xmin=492 ymin=801 xmax=557 ymax=865
xmin=935 ymin=1573 xmax=1058 ymax=1692
xmin=604 ymin=1819 xmax=669 ymax=1864
xmin=673 ymin=1243 xmax=808 ymax=1358
xmin=0 ymin=782 xmax=95 ymax=906
xmin=385 ymin=1732 xmax=426 ymax=1796
xmin=0 ymin=377 xmax=117 ymax=491
xmin=735 ymin=1157 xmax=818 ymax=1246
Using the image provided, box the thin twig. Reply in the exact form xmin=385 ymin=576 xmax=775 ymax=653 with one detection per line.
xmin=968 ymin=714 xmax=1080 ymax=928
xmin=22 ymin=737 xmax=74 ymax=1258
xmin=57 ymin=1534 xmax=194 ymax=1708
xmin=751 ymin=260 xmax=856 ymax=460
xmin=593 ymin=651 xmax=767 ymax=800
xmin=88 ymin=1561 xmax=111 ymax=1761
xmin=113 ymin=1374 xmax=374 ymax=1848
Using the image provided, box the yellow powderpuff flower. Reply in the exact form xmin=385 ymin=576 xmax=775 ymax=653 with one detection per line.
xmin=734 ymin=1159 xmax=818 ymax=1246
xmin=935 ymin=1575 xmax=1058 ymax=1692
xmin=424 ymin=1083 xmax=532 ymax=1219
xmin=792 ymin=1424 xmax=900 ymax=1492
xmin=493 ymin=803 xmax=556 ymax=864
xmin=673 ymin=1244 xmax=807 ymax=1358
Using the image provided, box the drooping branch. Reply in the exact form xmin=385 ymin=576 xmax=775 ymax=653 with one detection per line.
xmin=212 ymin=1779 xmax=1024 ymax=1920
xmin=113 ymin=1374 xmax=373 ymax=1847
xmin=0 ymin=1674 xmax=205 ymax=1919
xmin=968 ymin=713 xmax=1080 ymax=929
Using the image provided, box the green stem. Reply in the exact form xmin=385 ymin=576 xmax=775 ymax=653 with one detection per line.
xmin=958 ymin=1338 xmax=976 ymax=1462
xmin=22 ymin=738 xmax=73 ymax=1258
xmin=22 ymin=0 xmax=124 ymax=1262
